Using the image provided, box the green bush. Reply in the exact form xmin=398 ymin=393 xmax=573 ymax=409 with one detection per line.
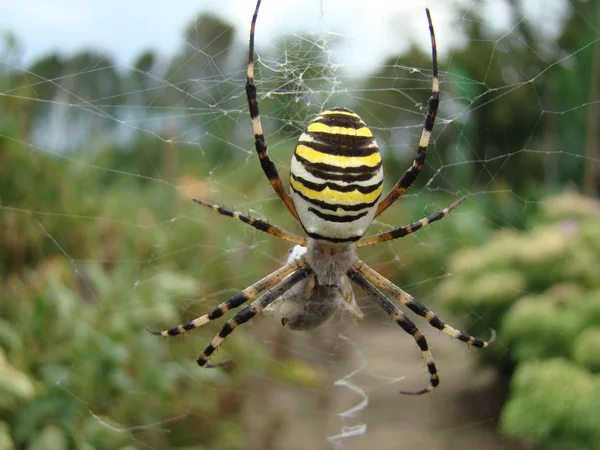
xmin=499 ymin=359 xmax=600 ymax=450
xmin=436 ymin=192 xmax=600 ymax=448
xmin=0 ymin=102 xmax=325 ymax=449
xmin=1 ymin=258 xmax=241 ymax=449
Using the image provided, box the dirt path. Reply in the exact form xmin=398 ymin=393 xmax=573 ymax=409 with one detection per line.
xmin=244 ymin=318 xmax=525 ymax=450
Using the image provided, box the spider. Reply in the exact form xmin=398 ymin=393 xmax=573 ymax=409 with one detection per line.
xmin=148 ymin=0 xmax=495 ymax=395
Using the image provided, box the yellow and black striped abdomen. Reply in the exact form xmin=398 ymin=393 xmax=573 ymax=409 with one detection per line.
xmin=290 ymin=107 xmax=383 ymax=244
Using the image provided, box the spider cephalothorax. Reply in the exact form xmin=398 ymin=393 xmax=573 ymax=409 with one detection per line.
xmin=148 ymin=0 xmax=494 ymax=395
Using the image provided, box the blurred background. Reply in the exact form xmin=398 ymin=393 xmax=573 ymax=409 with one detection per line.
xmin=1 ymin=0 xmax=599 ymax=449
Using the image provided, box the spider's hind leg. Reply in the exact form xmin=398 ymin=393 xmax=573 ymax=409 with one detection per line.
xmin=246 ymin=0 xmax=300 ymax=222
xmin=374 ymin=8 xmax=439 ymax=217
xmin=357 ymin=196 xmax=466 ymax=248
xmin=193 ymin=198 xmax=306 ymax=246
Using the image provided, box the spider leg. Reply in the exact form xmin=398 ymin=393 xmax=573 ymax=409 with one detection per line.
xmin=357 ymin=196 xmax=465 ymax=248
xmin=193 ymin=198 xmax=306 ymax=246
xmin=146 ymin=256 xmax=307 ymax=337
xmin=246 ymin=0 xmax=300 ymax=222
xmin=198 ymin=265 xmax=312 ymax=368
xmin=375 ymin=8 xmax=439 ymax=218
xmin=347 ymin=267 xmax=438 ymax=395
xmin=353 ymin=260 xmax=496 ymax=348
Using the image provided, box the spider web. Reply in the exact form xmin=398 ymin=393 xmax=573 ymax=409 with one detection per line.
xmin=1 ymin=0 xmax=598 ymax=449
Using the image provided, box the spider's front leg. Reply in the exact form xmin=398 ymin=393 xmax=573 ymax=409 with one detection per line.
xmin=197 ymin=266 xmax=312 ymax=367
xmin=347 ymin=259 xmax=495 ymax=394
xmin=355 ymin=260 xmax=496 ymax=348
xmin=347 ymin=267 xmax=439 ymax=395
xmin=146 ymin=256 xmax=307 ymax=337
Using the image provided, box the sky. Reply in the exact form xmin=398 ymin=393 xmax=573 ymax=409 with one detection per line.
xmin=1 ymin=0 xmax=569 ymax=74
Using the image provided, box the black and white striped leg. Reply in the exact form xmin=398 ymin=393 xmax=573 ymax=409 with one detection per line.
xmin=193 ymin=198 xmax=306 ymax=246
xmin=146 ymin=257 xmax=308 ymax=337
xmin=357 ymin=196 xmax=466 ymax=248
xmin=246 ymin=0 xmax=300 ymax=222
xmin=198 ymin=265 xmax=313 ymax=368
xmin=347 ymin=267 xmax=438 ymax=395
xmin=375 ymin=8 xmax=439 ymax=217
xmin=353 ymin=260 xmax=496 ymax=348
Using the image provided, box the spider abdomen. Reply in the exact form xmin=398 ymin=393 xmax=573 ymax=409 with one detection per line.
xmin=290 ymin=107 xmax=383 ymax=244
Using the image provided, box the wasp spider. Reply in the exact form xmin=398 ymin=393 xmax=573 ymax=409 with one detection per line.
xmin=148 ymin=0 xmax=495 ymax=395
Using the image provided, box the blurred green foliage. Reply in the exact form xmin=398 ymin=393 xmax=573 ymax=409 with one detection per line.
xmin=500 ymin=359 xmax=600 ymax=450
xmin=0 ymin=118 xmax=333 ymax=449
xmin=0 ymin=66 xmax=323 ymax=450
xmin=0 ymin=146 xmax=329 ymax=449
xmin=436 ymin=192 xmax=600 ymax=449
